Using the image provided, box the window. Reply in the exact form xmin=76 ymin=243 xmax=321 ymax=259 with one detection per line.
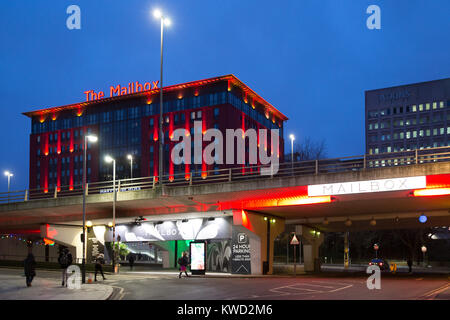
xmin=426 ymin=103 xmax=430 ymax=111
xmin=214 ymin=108 xmax=219 ymax=119
xmin=419 ymin=104 xmax=424 ymax=111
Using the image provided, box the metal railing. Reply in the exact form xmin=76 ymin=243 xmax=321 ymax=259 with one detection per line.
xmin=1 ymin=146 xmax=450 ymax=205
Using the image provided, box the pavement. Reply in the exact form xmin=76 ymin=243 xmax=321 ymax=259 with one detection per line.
xmin=0 ymin=269 xmax=113 ymax=300
xmin=0 ymin=267 xmax=448 ymax=300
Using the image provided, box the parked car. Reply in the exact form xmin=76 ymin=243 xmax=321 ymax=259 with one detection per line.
xmin=369 ymin=258 xmax=390 ymax=271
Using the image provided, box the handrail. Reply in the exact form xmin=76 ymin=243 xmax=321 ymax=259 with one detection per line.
xmin=2 ymin=146 xmax=450 ymax=204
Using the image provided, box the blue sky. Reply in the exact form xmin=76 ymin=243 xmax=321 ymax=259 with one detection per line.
xmin=0 ymin=0 xmax=449 ymax=190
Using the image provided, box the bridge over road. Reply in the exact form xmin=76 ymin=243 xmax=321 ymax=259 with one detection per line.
xmin=1 ymin=150 xmax=450 ymax=273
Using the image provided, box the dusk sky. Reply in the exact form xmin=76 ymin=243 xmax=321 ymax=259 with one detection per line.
xmin=0 ymin=0 xmax=449 ymax=190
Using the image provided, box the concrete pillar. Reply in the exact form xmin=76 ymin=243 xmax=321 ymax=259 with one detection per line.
xmin=296 ymin=225 xmax=324 ymax=272
xmin=232 ymin=210 xmax=285 ymax=275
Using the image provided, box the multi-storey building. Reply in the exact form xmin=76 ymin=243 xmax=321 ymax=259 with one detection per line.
xmin=23 ymin=75 xmax=287 ymax=192
xmin=366 ymin=78 xmax=450 ymax=155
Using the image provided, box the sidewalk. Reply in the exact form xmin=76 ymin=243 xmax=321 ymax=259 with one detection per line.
xmin=0 ymin=274 xmax=113 ymax=300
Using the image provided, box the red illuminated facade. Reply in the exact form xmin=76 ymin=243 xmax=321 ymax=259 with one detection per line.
xmin=24 ymin=75 xmax=288 ymax=191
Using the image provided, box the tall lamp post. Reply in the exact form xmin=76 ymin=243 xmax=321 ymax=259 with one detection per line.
xmin=81 ymin=135 xmax=97 ymax=284
xmin=105 ymin=155 xmax=117 ymax=271
xmin=289 ymin=134 xmax=295 ymax=172
xmin=127 ymin=154 xmax=133 ymax=179
xmin=4 ymin=171 xmax=13 ymax=203
xmin=153 ymin=9 xmax=171 ymax=185
xmin=421 ymin=245 xmax=427 ymax=267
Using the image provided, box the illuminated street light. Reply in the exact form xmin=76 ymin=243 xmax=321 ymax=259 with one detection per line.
xmin=127 ymin=154 xmax=133 ymax=179
xmin=82 ymin=134 xmax=97 ymax=283
xmin=104 ymin=155 xmax=117 ymax=271
xmin=4 ymin=171 xmax=13 ymax=203
xmin=152 ymin=9 xmax=172 ymax=185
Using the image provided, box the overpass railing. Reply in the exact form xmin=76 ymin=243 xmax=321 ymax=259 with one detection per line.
xmin=1 ymin=146 xmax=450 ymax=204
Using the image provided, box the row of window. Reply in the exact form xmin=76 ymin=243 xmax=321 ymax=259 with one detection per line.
xmin=369 ymin=141 xmax=450 ymax=154
xmin=369 ymin=127 xmax=450 ymax=142
xmin=368 ymin=113 xmax=450 ymax=130
xmin=368 ymin=101 xmax=449 ymax=119
xmin=32 ymin=92 xmax=282 ymax=134
xmin=36 ymin=143 xmax=93 ymax=157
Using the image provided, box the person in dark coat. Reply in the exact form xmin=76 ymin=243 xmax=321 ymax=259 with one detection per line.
xmin=128 ymin=254 xmax=135 ymax=270
xmin=407 ymin=257 xmax=413 ymax=273
xmin=94 ymin=254 xmax=106 ymax=281
xmin=24 ymin=253 xmax=36 ymax=287
xmin=58 ymin=248 xmax=73 ymax=287
xmin=178 ymin=251 xmax=190 ymax=278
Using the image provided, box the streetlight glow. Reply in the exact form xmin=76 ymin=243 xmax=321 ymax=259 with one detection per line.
xmin=4 ymin=171 xmax=13 ymax=177
xmin=105 ymin=155 xmax=114 ymax=163
xmin=153 ymin=9 xmax=162 ymax=19
xmin=289 ymin=134 xmax=295 ymax=141
xmin=127 ymin=154 xmax=133 ymax=160
xmin=164 ymin=18 xmax=171 ymax=26
xmin=87 ymin=135 xmax=98 ymax=143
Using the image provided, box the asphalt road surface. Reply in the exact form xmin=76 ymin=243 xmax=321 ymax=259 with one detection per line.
xmin=0 ymin=268 xmax=448 ymax=300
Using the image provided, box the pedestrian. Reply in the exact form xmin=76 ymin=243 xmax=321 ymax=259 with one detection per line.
xmin=178 ymin=251 xmax=190 ymax=278
xmin=128 ymin=254 xmax=135 ymax=271
xmin=407 ymin=257 xmax=413 ymax=273
xmin=58 ymin=248 xmax=73 ymax=287
xmin=24 ymin=253 xmax=36 ymax=287
xmin=94 ymin=254 xmax=106 ymax=281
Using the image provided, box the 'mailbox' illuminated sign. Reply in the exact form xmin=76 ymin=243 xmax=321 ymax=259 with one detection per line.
xmin=308 ymin=176 xmax=426 ymax=196
xmin=84 ymin=80 xmax=159 ymax=101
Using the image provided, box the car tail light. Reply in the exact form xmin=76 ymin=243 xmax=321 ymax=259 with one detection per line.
xmin=379 ymin=262 xmax=383 ymax=266
xmin=369 ymin=262 xmax=372 ymax=265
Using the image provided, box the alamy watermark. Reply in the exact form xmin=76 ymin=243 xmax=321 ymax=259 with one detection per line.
xmin=366 ymin=265 xmax=381 ymax=290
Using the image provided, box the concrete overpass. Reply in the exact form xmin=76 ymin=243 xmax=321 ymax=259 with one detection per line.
xmin=2 ymin=151 xmax=450 ymax=273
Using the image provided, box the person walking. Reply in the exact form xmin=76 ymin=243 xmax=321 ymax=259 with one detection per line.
xmin=128 ymin=254 xmax=135 ymax=271
xmin=24 ymin=253 xmax=36 ymax=287
xmin=407 ymin=257 xmax=413 ymax=273
xmin=94 ymin=254 xmax=106 ymax=282
xmin=58 ymin=248 xmax=73 ymax=287
xmin=178 ymin=251 xmax=190 ymax=278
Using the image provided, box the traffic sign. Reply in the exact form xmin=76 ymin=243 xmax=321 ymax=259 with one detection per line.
xmin=290 ymin=234 xmax=299 ymax=245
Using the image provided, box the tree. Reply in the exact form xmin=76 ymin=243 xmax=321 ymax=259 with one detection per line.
xmin=293 ymin=136 xmax=327 ymax=161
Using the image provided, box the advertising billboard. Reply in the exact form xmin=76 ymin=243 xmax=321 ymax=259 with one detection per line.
xmin=190 ymin=241 xmax=206 ymax=275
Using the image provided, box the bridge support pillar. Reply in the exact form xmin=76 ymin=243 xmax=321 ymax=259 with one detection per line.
xmin=233 ymin=210 xmax=285 ymax=275
xmin=295 ymin=225 xmax=324 ymax=272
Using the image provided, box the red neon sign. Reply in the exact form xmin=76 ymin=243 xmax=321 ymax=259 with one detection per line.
xmin=84 ymin=80 xmax=159 ymax=102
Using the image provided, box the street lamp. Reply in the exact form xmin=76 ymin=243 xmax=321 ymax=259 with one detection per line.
xmin=289 ymin=134 xmax=295 ymax=171
xmin=127 ymin=154 xmax=133 ymax=179
xmin=421 ymin=245 xmax=427 ymax=267
xmin=4 ymin=171 xmax=13 ymax=203
xmin=152 ymin=9 xmax=171 ymax=185
xmin=81 ymin=134 xmax=97 ymax=283
xmin=105 ymin=155 xmax=117 ymax=271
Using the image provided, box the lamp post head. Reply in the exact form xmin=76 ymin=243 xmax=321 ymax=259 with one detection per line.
xmin=164 ymin=18 xmax=171 ymax=26
xmin=86 ymin=135 xmax=98 ymax=143
xmin=289 ymin=134 xmax=295 ymax=141
xmin=104 ymin=155 xmax=114 ymax=163
xmin=153 ymin=9 xmax=162 ymax=19
xmin=4 ymin=171 xmax=12 ymax=177
xmin=127 ymin=154 xmax=133 ymax=160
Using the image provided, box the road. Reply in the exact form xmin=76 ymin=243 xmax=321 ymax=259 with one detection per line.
xmin=0 ymin=268 xmax=448 ymax=300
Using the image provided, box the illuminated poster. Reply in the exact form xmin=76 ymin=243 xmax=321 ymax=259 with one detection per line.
xmin=190 ymin=242 xmax=206 ymax=275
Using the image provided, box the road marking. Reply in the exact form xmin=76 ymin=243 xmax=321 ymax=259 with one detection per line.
xmin=419 ymin=283 xmax=450 ymax=300
xmin=109 ymin=286 xmax=125 ymax=300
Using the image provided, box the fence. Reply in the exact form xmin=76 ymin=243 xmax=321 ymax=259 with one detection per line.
xmin=1 ymin=146 xmax=450 ymax=204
